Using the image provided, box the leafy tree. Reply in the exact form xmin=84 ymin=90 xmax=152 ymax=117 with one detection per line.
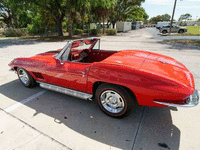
xmin=108 ymin=0 xmax=145 ymax=28
xmin=25 ymin=0 xmax=70 ymax=36
xmin=0 ymin=0 xmax=18 ymax=28
xmin=0 ymin=0 xmax=31 ymax=28
xmin=178 ymin=13 xmax=192 ymax=21
xmin=150 ymin=14 xmax=171 ymax=24
xmin=91 ymin=0 xmax=115 ymax=33
xmin=0 ymin=20 xmax=6 ymax=28
xmin=124 ymin=7 xmax=148 ymax=23
xmin=75 ymin=0 xmax=91 ymax=29
xmin=25 ymin=0 xmax=93 ymax=37
xmin=68 ymin=0 xmax=91 ymax=37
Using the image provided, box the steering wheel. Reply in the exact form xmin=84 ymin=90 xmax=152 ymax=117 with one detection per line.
xmin=71 ymin=49 xmax=88 ymax=62
xmin=71 ymin=52 xmax=80 ymax=61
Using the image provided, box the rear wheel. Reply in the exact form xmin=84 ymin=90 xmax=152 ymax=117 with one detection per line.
xmin=162 ymin=30 xmax=167 ymax=34
xmin=17 ymin=68 xmax=35 ymax=88
xmin=178 ymin=30 xmax=184 ymax=34
xmin=95 ymin=83 xmax=134 ymax=118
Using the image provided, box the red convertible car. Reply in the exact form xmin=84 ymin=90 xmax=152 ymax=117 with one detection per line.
xmin=9 ymin=38 xmax=199 ymax=117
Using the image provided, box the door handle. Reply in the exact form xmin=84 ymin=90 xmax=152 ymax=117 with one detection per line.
xmin=81 ymin=71 xmax=85 ymax=74
xmin=77 ymin=71 xmax=85 ymax=74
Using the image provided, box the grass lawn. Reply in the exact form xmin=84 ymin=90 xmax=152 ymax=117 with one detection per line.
xmin=171 ymin=26 xmax=200 ymax=36
xmin=185 ymin=26 xmax=200 ymax=35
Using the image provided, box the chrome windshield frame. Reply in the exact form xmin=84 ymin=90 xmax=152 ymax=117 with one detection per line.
xmin=54 ymin=41 xmax=71 ymax=60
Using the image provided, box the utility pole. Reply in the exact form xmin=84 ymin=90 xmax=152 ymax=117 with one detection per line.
xmin=169 ymin=0 xmax=177 ymax=34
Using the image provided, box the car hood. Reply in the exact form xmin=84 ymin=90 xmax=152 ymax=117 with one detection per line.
xmin=9 ymin=50 xmax=59 ymax=67
xmin=101 ymin=50 xmax=194 ymax=88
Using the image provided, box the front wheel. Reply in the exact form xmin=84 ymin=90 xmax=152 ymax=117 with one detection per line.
xmin=17 ymin=68 xmax=35 ymax=88
xmin=95 ymin=83 xmax=134 ymax=118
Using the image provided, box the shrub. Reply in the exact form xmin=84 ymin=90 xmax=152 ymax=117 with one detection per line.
xmin=74 ymin=29 xmax=84 ymax=35
xmin=90 ymin=29 xmax=98 ymax=35
xmin=27 ymin=24 xmax=45 ymax=35
xmin=3 ymin=28 xmax=28 ymax=37
xmin=90 ymin=29 xmax=102 ymax=35
xmin=105 ymin=28 xmax=117 ymax=35
xmin=0 ymin=29 xmax=4 ymax=36
xmin=84 ymin=29 xmax=89 ymax=33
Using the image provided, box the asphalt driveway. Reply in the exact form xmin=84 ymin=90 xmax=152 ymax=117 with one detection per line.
xmin=0 ymin=28 xmax=200 ymax=150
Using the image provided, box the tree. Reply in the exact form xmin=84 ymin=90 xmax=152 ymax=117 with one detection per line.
xmin=150 ymin=14 xmax=171 ymax=24
xmin=108 ymin=0 xmax=145 ymax=28
xmin=68 ymin=0 xmax=91 ymax=37
xmin=125 ymin=7 xmax=148 ymax=23
xmin=178 ymin=13 xmax=192 ymax=21
xmin=25 ymin=0 xmax=71 ymax=36
xmin=90 ymin=0 xmax=115 ymax=33
xmin=0 ymin=0 xmax=32 ymax=28
xmin=25 ymin=0 xmax=94 ymax=37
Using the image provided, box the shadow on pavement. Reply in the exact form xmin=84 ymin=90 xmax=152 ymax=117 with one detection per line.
xmin=157 ymin=41 xmax=200 ymax=51
xmin=0 ymin=80 xmax=180 ymax=150
xmin=0 ymin=38 xmax=45 ymax=48
xmin=132 ymin=107 xmax=180 ymax=150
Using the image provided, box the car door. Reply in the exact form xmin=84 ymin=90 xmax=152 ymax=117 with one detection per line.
xmin=45 ymin=58 xmax=91 ymax=93
xmin=171 ymin=25 xmax=178 ymax=33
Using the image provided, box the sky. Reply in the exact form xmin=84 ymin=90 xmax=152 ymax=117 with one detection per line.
xmin=142 ymin=0 xmax=200 ymax=20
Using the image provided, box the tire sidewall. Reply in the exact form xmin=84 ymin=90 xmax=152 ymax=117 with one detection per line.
xmin=162 ymin=30 xmax=167 ymax=34
xmin=179 ymin=30 xmax=184 ymax=34
xmin=17 ymin=68 xmax=33 ymax=87
xmin=96 ymin=84 xmax=133 ymax=117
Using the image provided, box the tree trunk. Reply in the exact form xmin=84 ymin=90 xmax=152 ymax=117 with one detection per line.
xmin=13 ymin=15 xmax=19 ymax=28
xmin=112 ymin=22 xmax=115 ymax=28
xmin=8 ymin=15 xmax=15 ymax=28
xmin=56 ymin=18 xmax=63 ymax=36
xmin=103 ymin=17 xmax=105 ymax=34
xmin=68 ymin=15 xmax=73 ymax=37
xmin=82 ymin=20 xmax=84 ymax=30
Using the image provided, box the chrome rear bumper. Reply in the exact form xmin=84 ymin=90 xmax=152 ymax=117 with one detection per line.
xmin=154 ymin=90 xmax=199 ymax=107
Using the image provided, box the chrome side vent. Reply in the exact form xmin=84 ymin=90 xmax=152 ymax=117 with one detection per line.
xmin=38 ymin=82 xmax=93 ymax=100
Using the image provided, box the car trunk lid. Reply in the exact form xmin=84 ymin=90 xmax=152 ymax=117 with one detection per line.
xmin=101 ymin=50 xmax=150 ymax=69
xmin=140 ymin=52 xmax=194 ymax=88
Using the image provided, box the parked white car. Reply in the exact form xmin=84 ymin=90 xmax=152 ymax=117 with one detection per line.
xmin=156 ymin=22 xmax=170 ymax=30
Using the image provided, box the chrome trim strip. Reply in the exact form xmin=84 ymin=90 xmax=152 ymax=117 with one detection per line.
xmin=154 ymin=101 xmax=196 ymax=107
xmin=38 ymin=82 xmax=93 ymax=100
xmin=154 ymin=90 xmax=199 ymax=107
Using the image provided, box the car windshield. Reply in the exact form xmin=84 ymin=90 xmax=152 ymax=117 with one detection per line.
xmin=54 ymin=38 xmax=97 ymax=60
xmin=71 ymin=39 xmax=94 ymax=51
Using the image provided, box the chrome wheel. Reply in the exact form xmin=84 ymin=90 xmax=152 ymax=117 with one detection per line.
xmin=18 ymin=69 xmax=30 ymax=85
xmin=100 ymin=90 xmax=125 ymax=114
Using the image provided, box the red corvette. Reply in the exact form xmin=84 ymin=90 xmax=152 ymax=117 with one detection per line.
xmin=9 ymin=38 xmax=199 ymax=117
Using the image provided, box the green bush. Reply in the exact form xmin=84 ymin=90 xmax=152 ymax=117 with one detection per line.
xmin=90 ymin=29 xmax=98 ymax=35
xmin=74 ymin=29 xmax=84 ymax=35
xmin=27 ymin=24 xmax=45 ymax=35
xmin=84 ymin=29 xmax=89 ymax=33
xmin=90 ymin=29 xmax=102 ymax=35
xmin=0 ymin=29 xmax=4 ymax=36
xmin=105 ymin=28 xmax=117 ymax=35
xmin=3 ymin=28 xmax=28 ymax=37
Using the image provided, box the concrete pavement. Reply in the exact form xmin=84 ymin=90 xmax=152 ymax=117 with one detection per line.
xmin=0 ymin=28 xmax=200 ymax=150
